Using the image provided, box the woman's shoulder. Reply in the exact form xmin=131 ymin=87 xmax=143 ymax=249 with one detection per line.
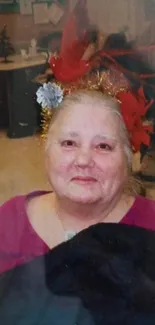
xmin=0 ymin=192 xmax=35 ymax=246
xmin=0 ymin=191 xmax=50 ymax=274
xmin=124 ymin=195 xmax=155 ymax=230
xmin=0 ymin=191 xmax=43 ymax=215
xmin=135 ymin=195 xmax=155 ymax=211
xmin=0 ymin=194 xmax=26 ymax=223
xmin=0 ymin=190 xmax=50 ymax=231
xmin=0 ymin=190 xmax=50 ymax=210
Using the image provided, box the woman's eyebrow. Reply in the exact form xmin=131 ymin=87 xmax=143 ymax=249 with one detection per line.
xmin=59 ymin=132 xmax=117 ymax=141
xmin=93 ymin=134 xmax=117 ymax=141
xmin=59 ymin=132 xmax=79 ymax=138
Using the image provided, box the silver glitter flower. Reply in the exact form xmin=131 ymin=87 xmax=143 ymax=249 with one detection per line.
xmin=36 ymin=82 xmax=63 ymax=109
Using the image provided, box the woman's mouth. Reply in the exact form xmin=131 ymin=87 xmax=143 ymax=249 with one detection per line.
xmin=71 ymin=177 xmax=97 ymax=184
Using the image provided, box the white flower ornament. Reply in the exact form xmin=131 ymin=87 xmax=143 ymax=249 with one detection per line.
xmin=36 ymin=82 xmax=63 ymax=109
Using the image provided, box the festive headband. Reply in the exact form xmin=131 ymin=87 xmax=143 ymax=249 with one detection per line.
xmin=36 ymin=68 xmax=152 ymax=152
xmin=36 ymin=0 xmax=153 ymax=153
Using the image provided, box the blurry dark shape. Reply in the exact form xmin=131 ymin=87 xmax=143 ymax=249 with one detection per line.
xmin=86 ymin=28 xmax=98 ymax=44
xmin=1 ymin=224 xmax=155 ymax=324
xmin=0 ymin=25 xmax=14 ymax=63
xmin=100 ymin=31 xmax=155 ymax=121
xmin=101 ymin=32 xmax=142 ymax=87
xmin=6 ymin=66 xmax=44 ymax=138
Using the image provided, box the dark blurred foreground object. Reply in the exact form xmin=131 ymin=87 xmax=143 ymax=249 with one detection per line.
xmin=1 ymin=223 xmax=155 ymax=325
xmin=0 ymin=25 xmax=14 ymax=63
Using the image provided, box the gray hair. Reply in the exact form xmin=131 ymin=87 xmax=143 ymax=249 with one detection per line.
xmin=46 ymin=90 xmax=132 ymax=168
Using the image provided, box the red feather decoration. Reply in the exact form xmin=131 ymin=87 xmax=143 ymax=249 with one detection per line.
xmin=117 ymin=87 xmax=153 ymax=151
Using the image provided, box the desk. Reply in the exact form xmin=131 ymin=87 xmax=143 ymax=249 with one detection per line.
xmin=0 ymin=54 xmax=46 ymax=138
xmin=0 ymin=54 xmax=46 ymax=71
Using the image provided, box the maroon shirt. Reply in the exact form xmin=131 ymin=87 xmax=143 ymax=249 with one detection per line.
xmin=0 ymin=191 xmax=155 ymax=274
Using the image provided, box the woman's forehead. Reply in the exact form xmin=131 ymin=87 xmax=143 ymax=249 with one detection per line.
xmin=52 ymin=102 xmax=121 ymax=138
xmin=57 ymin=101 xmax=117 ymax=122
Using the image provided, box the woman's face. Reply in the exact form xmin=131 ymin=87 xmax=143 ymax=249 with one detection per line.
xmin=46 ymin=100 xmax=128 ymax=204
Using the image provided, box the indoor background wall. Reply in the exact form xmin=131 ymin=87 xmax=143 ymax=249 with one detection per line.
xmin=0 ymin=1 xmax=154 ymax=47
xmin=0 ymin=14 xmax=66 ymax=43
xmin=0 ymin=1 xmax=70 ymax=44
xmin=70 ymin=0 xmax=155 ymax=44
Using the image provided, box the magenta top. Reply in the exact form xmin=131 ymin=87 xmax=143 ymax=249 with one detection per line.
xmin=0 ymin=191 xmax=155 ymax=274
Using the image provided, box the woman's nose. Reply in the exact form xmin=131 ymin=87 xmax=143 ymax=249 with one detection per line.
xmin=75 ymin=148 xmax=94 ymax=168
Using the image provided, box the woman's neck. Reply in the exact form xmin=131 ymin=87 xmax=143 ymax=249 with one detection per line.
xmin=51 ymin=193 xmax=135 ymax=233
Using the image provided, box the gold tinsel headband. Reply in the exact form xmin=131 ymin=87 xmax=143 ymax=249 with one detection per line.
xmin=36 ymin=69 xmax=129 ymax=140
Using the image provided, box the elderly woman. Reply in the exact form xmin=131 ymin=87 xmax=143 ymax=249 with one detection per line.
xmin=0 ymin=89 xmax=155 ymax=274
xmin=1 ymin=90 xmax=155 ymax=324
xmin=1 ymin=1 xmax=155 ymax=323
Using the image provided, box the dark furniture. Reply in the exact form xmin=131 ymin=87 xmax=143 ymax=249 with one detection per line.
xmin=0 ymin=54 xmax=46 ymax=138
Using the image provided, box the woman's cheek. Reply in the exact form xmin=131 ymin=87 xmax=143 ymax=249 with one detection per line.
xmin=50 ymin=149 xmax=75 ymax=173
xmin=96 ymin=152 xmax=126 ymax=175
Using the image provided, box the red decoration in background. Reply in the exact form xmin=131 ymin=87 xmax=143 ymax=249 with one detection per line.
xmin=117 ymin=88 xmax=153 ymax=151
xmin=50 ymin=0 xmax=92 ymax=82
xmin=49 ymin=0 xmax=154 ymax=152
xmin=60 ymin=0 xmax=89 ymax=57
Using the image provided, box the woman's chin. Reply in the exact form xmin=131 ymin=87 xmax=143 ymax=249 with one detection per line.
xmin=54 ymin=182 xmax=102 ymax=204
xmin=65 ymin=188 xmax=101 ymax=204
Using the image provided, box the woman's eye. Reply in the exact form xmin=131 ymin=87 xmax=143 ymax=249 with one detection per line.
xmin=61 ymin=140 xmax=77 ymax=148
xmin=97 ymin=143 xmax=112 ymax=151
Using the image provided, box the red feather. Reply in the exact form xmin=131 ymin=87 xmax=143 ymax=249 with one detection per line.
xmin=49 ymin=0 xmax=91 ymax=82
xmin=117 ymin=88 xmax=153 ymax=151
